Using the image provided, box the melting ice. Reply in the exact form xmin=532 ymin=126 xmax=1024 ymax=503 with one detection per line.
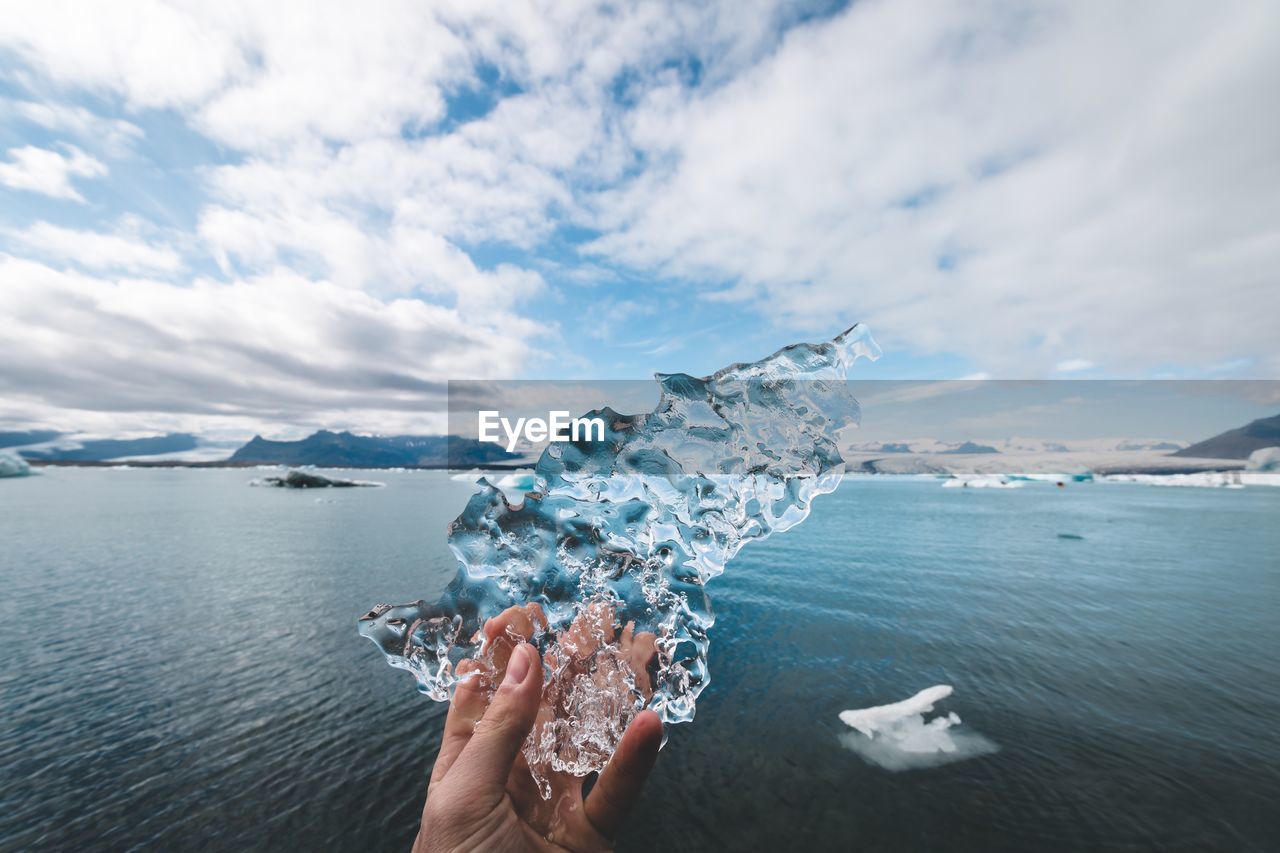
xmin=360 ymin=325 xmax=880 ymax=796
xmin=839 ymin=685 xmax=998 ymax=771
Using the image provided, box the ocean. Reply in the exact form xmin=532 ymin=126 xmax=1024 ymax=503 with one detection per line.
xmin=2 ymin=469 xmax=1277 ymax=851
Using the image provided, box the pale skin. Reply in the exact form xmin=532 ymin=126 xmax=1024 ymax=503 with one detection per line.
xmin=414 ymin=604 xmax=663 ymax=853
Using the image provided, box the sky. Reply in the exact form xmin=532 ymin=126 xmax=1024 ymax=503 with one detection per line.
xmin=1 ymin=0 xmax=1277 ymax=440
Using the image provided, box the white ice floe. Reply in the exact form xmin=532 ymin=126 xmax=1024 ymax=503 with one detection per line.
xmin=495 ymin=470 xmax=536 ymax=493
xmin=850 ymin=449 xmax=1239 ymax=478
xmin=1246 ymin=447 xmax=1280 ymax=472
xmin=1103 ymin=470 xmax=1280 ymax=488
xmin=839 ymin=685 xmax=998 ymax=771
xmin=941 ymin=475 xmax=1022 ymax=488
xmin=450 ymin=468 xmax=537 ymax=499
xmin=0 ymin=450 xmax=31 ymax=478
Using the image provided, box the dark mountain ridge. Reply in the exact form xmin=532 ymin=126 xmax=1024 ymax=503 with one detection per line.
xmin=1173 ymin=413 xmax=1280 ymax=459
xmin=941 ymin=441 xmax=1000 ymax=455
xmin=229 ymin=430 xmax=518 ymax=467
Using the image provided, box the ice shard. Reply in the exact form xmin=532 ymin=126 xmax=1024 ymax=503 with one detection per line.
xmin=360 ymin=325 xmax=880 ymax=795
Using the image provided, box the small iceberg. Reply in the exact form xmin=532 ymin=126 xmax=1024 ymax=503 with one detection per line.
xmin=941 ymin=475 xmax=1022 ymax=489
xmin=495 ymin=469 xmax=536 ymax=493
xmin=449 ymin=468 xmax=537 ymax=499
xmin=1246 ymin=447 xmax=1280 ymax=473
xmin=251 ymin=469 xmax=383 ymax=489
xmin=839 ymin=685 xmax=998 ymax=771
xmin=0 ymin=450 xmax=31 ymax=478
xmin=1104 ymin=471 xmax=1247 ymax=489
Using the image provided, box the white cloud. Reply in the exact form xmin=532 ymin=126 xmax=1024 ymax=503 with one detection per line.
xmin=0 ymin=256 xmax=538 ymax=433
xmin=0 ymin=98 xmax=143 ymax=155
xmin=584 ymin=0 xmax=1280 ymax=375
xmin=1055 ymin=359 xmax=1095 ymax=374
xmin=0 ymin=2 xmax=246 ymax=111
xmin=6 ymin=221 xmax=181 ymax=273
xmin=196 ymin=200 xmax=546 ymax=314
xmin=0 ymin=143 xmax=106 ymax=201
xmin=191 ymin=4 xmax=468 ymax=149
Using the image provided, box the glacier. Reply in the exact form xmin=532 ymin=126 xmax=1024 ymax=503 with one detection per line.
xmin=360 ymin=325 xmax=880 ymax=797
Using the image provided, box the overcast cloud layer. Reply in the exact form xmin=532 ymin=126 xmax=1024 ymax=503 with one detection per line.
xmin=1 ymin=0 xmax=1277 ymax=437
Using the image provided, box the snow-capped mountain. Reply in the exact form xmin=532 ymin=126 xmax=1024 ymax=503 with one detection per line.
xmin=846 ymin=437 xmax=1188 ymax=455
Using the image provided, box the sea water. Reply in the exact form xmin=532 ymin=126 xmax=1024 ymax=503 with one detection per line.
xmin=1 ymin=468 xmax=1277 ymax=851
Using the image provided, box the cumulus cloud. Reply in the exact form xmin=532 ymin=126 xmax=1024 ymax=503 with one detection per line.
xmin=0 ymin=143 xmax=106 ymax=201
xmin=0 ymin=2 xmax=246 ymax=112
xmin=584 ymin=0 xmax=1280 ymax=375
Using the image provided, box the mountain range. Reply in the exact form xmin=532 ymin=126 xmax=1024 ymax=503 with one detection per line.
xmin=7 ymin=414 xmax=1277 ymax=466
xmin=1172 ymin=413 xmax=1280 ymax=459
xmin=844 ymin=437 xmax=1188 ymax=455
xmin=228 ymin=430 xmax=518 ymax=467
xmin=6 ymin=429 xmax=517 ymax=467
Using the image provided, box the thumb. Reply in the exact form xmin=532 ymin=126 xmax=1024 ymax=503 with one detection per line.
xmin=453 ymin=643 xmax=543 ymax=794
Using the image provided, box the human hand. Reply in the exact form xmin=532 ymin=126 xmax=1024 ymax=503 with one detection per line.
xmin=413 ymin=640 xmax=663 ymax=852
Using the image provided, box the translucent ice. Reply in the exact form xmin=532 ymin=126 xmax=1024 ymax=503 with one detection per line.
xmin=360 ymin=326 xmax=880 ymax=796
xmin=839 ymin=685 xmax=998 ymax=771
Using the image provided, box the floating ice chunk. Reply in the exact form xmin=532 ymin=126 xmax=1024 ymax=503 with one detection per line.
xmin=839 ymin=684 xmax=954 ymax=738
xmin=449 ymin=468 xmax=536 ymax=500
xmin=493 ymin=469 xmax=536 ymax=498
xmin=1103 ymin=471 xmax=1246 ymax=488
xmin=0 ymin=450 xmax=30 ymax=478
xmin=839 ymin=685 xmax=998 ymax=771
xmin=941 ymin=475 xmax=1022 ymax=488
xmin=1246 ymin=447 xmax=1280 ymax=472
xmin=250 ymin=469 xmax=383 ymax=488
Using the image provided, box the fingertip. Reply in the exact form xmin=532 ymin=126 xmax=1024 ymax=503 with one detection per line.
xmin=631 ymin=709 xmax=661 ymax=735
xmin=493 ymin=643 xmax=543 ymax=717
xmin=624 ymin=710 xmax=663 ymax=757
xmin=501 ymin=641 xmax=539 ymax=690
xmin=636 ymin=708 xmax=662 ymax=730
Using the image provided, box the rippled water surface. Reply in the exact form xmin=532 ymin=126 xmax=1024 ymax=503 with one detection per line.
xmin=2 ymin=469 xmax=1278 ymax=851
